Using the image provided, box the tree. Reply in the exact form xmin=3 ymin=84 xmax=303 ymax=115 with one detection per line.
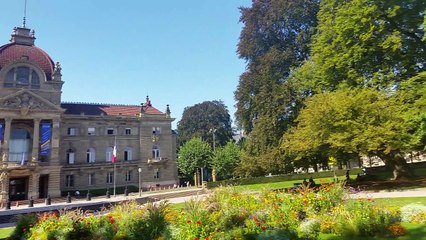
xmin=177 ymin=100 xmax=233 ymax=148
xmin=177 ymin=138 xmax=212 ymax=178
xmin=235 ymin=0 xmax=320 ymax=134
xmin=282 ymin=88 xmax=423 ymax=179
xmin=234 ymin=0 xmax=320 ymax=174
xmin=211 ymin=142 xmax=242 ymax=180
xmin=303 ymin=0 xmax=426 ymax=91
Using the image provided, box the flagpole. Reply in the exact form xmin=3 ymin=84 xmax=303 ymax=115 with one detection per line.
xmin=113 ymin=136 xmax=116 ymax=197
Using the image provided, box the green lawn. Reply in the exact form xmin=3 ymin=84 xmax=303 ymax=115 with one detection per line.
xmin=373 ymin=197 xmax=426 ymax=207
xmin=320 ymin=223 xmax=426 ymax=240
xmin=233 ymin=175 xmax=354 ymax=191
xmin=0 ymin=227 xmax=14 ymax=239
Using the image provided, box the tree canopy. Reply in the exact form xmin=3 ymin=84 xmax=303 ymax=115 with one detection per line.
xmin=282 ymin=86 xmax=425 ymax=179
xmin=211 ymin=141 xmax=242 ymax=180
xmin=177 ymin=100 xmax=233 ymax=148
xmin=177 ymin=138 xmax=212 ymax=178
xmin=234 ymin=0 xmax=320 ymax=176
xmin=300 ymin=0 xmax=426 ymax=91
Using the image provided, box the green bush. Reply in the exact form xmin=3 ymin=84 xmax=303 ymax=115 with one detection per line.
xmin=9 ymin=213 xmax=38 ymax=240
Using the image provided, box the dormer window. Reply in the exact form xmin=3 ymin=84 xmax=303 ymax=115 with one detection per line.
xmin=4 ymin=66 xmax=40 ymax=89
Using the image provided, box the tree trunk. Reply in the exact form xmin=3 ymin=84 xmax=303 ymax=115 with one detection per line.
xmin=378 ymin=151 xmax=415 ymax=180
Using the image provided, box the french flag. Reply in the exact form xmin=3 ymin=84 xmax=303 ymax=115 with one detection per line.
xmin=112 ymin=145 xmax=117 ymax=163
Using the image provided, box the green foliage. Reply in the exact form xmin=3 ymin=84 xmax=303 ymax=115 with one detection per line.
xmin=177 ymin=100 xmax=233 ymax=147
xmin=305 ymin=0 xmax=426 ymax=90
xmin=331 ymin=200 xmax=396 ymax=237
xmin=282 ymin=88 xmax=419 ymax=178
xmin=235 ymin=0 xmax=320 ymax=165
xmin=10 ymin=213 xmax=38 ymax=240
xmin=211 ymin=141 xmax=242 ymax=180
xmin=177 ymin=138 xmax=212 ymax=178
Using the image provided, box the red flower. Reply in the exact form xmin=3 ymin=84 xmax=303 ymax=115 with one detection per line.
xmin=186 ymin=219 xmax=192 ymax=224
xmin=196 ymin=220 xmax=201 ymax=225
xmin=194 ymin=238 xmax=199 ymax=240
xmin=256 ymin=221 xmax=261 ymax=226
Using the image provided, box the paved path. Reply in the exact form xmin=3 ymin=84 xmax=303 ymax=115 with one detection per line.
xmin=351 ymin=188 xmax=426 ymax=199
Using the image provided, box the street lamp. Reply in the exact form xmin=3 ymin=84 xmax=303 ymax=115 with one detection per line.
xmin=138 ymin=167 xmax=142 ymax=196
xmin=209 ymin=128 xmax=217 ymax=182
xmin=209 ymin=128 xmax=217 ymax=151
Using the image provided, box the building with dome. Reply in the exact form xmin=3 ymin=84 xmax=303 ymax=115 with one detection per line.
xmin=0 ymin=24 xmax=178 ymax=202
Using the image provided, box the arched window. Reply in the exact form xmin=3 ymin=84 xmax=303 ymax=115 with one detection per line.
xmin=152 ymin=145 xmax=160 ymax=159
xmin=3 ymin=66 xmax=41 ymax=89
xmin=106 ymin=147 xmax=114 ymax=162
xmin=124 ymin=147 xmax=132 ymax=161
xmin=66 ymin=149 xmax=75 ymax=164
xmin=86 ymin=148 xmax=96 ymax=163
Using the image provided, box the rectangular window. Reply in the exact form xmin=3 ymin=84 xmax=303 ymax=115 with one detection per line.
xmin=67 ymin=127 xmax=76 ymax=136
xmin=88 ymin=127 xmax=95 ymax=136
xmin=125 ymin=170 xmax=132 ymax=182
xmin=107 ymin=128 xmax=114 ymax=135
xmin=125 ymin=128 xmax=131 ymax=135
xmin=124 ymin=149 xmax=132 ymax=161
xmin=66 ymin=175 xmax=74 ymax=187
xmin=154 ymin=169 xmax=160 ymax=179
xmin=67 ymin=152 xmax=75 ymax=164
xmin=107 ymin=172 xmax=113 ymax=184
xmin=88 ymin=173 xmax=95 ymax=186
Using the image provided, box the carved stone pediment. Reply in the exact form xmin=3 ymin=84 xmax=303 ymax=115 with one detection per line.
xmin=0 ymin=90 xmax=63 ymax=114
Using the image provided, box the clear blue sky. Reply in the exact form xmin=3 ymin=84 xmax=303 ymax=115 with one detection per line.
xmin=1 ymin=1 xmax=251 ymax=129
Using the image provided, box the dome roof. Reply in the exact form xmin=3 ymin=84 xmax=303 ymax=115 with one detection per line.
xmin=0 ymin=27 xmax=55 ymax=80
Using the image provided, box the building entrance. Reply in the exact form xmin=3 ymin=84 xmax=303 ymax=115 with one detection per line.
xmin=39 ymin=175 xmax=49 ymax=198
xmin=9 ymin=177 xmax=28 ymax=201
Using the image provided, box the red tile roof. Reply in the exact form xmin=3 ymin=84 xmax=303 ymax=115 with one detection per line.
xmin=0 ymin=43 xmax=55 ymax=80
xmin=61 ymin=103 xmax=164 ymax=116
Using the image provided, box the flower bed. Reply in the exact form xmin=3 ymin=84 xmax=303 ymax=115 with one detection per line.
xmin=12 ymin=183 xmax=425 ymax=240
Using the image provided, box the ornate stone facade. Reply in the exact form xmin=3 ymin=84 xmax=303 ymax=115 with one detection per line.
xmin=0 ymin=25 xmax=178 ymax=202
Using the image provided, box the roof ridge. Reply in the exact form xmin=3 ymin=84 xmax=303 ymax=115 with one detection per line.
xmin=61 ymin=101 xmax=140 ymax=107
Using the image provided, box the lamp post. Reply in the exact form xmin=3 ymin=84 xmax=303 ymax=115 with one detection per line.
xmin=209 ymin=128 xmax=217 ymax=182
xmin=138 ymin=167 xmax=142 ymax=196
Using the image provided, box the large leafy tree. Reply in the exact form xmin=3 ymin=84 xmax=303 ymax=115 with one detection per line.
xmin=177 ymin=100 xmax=233 ymax=148
xmin=302 ymin=0 xmax=426 ymax=91
xmin=234 ymin=0 xmax=320 ymax=175
xmin=282 ymin=87 xmax=425 ymax=179
xmin=177 ymin=138 xmax=212 ymax=178
xmin=235 ymin=0 xmax=319 ymax=134
xmin=211 ymin=142 xmax=242 ymax=180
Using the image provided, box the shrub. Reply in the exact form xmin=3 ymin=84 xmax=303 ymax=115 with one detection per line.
xmin=400 ymin=203 xmax=426 ymax=223
xmin=298 ymin=218 xmax=320 ymax=240
xmin=9 ymin=213 xmax=38 ymax=240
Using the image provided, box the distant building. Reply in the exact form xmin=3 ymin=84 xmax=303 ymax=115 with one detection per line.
xmin=0 ymin=24 xmax=178 ymax=201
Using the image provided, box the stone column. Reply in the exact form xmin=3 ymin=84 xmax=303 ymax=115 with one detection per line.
xmin=31 ymin=118 xmax=41 ymax=163
xmin=29 ymin=173 xmax=40 ymax=199
xmin=0 ymin=172 xmax=9 ymax=202
xmin=51 ymin=118 xmax=60 ymax=163
xmin=2 ymin=118 xmax=12 ymax=163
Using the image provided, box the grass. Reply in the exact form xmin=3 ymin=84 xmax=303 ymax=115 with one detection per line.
xmin=319 ymin=223 xmax=426 ymax=240
xmin=0 ymin=227 xmax=14 ymax=239
xmin=233 ymin=175 xmax=354 ymax=191
xmin=372 ymin=197 xmax=426 ymax=207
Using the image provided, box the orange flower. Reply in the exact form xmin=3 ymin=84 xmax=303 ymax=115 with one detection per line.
xmin=186 ymin=219 xmax=192 ymax=224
